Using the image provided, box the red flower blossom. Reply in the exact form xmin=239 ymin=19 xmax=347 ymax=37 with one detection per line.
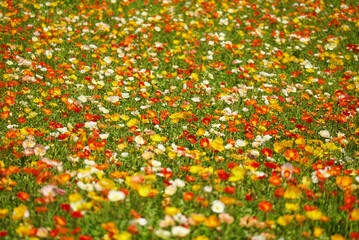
xmin=183 ymin=192 xmax=194 ymax=201
xmin=0 ymin=231 xmax=7 ymax=237
xmin=258 ymin=201 xmax=272 ymax=212
xmin=264 ymin=162 xmax=278 ymax=169
xmin=200 ymin=138 xmax=210 ymax=148
xmin=224 ymin=186 xmax=236 ymax=194
xmin=70 ymin=211 xmax=84 ymax=218
xmin=54 ymin=216 xmax=67 ymax=226
xmin=245 ymin=193 xmax=253 ymax=201
xmin=17 ymin=192 xmax=29 ymax=201
xmin=261 ymin=148 xmax=273 ymax=157
xmin=61 ymin=204 xmax=71 ymax=212
xmin=79 ymin=235 xmax=93 ymax=240
xmin=350 ymin=232 xmax=359 ymax=239
xmin=217 ymin=170 xmax=230 ymax=181
xmin=186 ymin=135 xmax=197 ymax=144
xmin=202 ymin=117 xmax=211 ymax=125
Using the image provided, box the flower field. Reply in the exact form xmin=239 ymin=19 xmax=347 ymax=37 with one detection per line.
xmin=1 ymin=0 xmax=359 ymax=239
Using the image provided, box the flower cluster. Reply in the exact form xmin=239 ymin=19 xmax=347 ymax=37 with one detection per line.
xmin=0 ymin=0 xmax=359 ymax=239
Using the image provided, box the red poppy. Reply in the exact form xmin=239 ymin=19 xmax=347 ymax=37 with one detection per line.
xmin=284 ymin=149 xmax=299 ymax=161
xmin=183 ymin=192 xmax=194 ymax=201
xmin=127 ymin=225 xmax=138 ymax=235
xmin=79 ymin=235 xmax=93 ymax=240
xmin=35 ymin=206 xmax=48 ymax=213
xmin=269 ymin=176 xmax=281 ymax=186
xmin=202 ymin=117 xmax=211 ymax=125
xmin=60 ymin=204 xmax=71 ymax=212
xmin=0 ymin=111 xmax=9 ymax=119
xmin=301 ymin=115 xmax=313 ymax=123
xmin=0 ymin=231 xmax=7 ymax=237
xmin=344 ymin=195 xmax=356 ymax=206
xmin=17 ymin=192 xmax=29 ymax=201
xmin=245 ymin=193 xmax=253 ymax=201
xmin=104 ymin=149 xmax=113 ymax=158
xmin=118 ymin=188 xmax=128 ymax=196
xmin=163 ymin=171 xmax=173 ymax=179
xmin=200 ymin=138 xmax=209 ymax=148
xmin=70 ymin=211 xmax=83 ymax=218
xmin=245 ymin=132 xmax=254 ymax=139
xmin=264 ymin=162 xmax=278 ymax=169
xmin=227 ymin=162 xmax=238 ymax=169
xmin=186 ymin=175 xmax=196 ymax=182
xmin=228 ymin=126 xmax=238 ymax=132
xmin=152 ymin=118 xmax=160 ymax=125
xmin=303 ymin=205 xmax=318 ymax=211
xmin=261 ymin=148 xmax=273 ymax=157
xmin=295 ymin=124 xmax=307 ymax=132
xmin=250 ymin=161 xmax=261 ymax=168
xmin=4 ymin=96 xmax=15 ymax=105
xmin=186 ymin=135 xmax=197 ymax=144
xmin=48 ymin=229 xmax=59 ymax=238
xmin=18 ymin=117 xmax=26 ymax=123
xmin=54 ymin=216 xmax=67 ymax=226
xmin=224 ymin=186 xmax=236 ymax=194
xmin=258 ymin=201 xmax=272 ymax=212
xmin=350 ymin=232 xmax=359 ymax=239
xmin=217 ymin=170 xmax=230 ymax=181
xmin=274 ymin=187 xmax=285 ymax=198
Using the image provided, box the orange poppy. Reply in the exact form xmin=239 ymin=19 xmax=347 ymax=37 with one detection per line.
xmin=42 ymin=108 xmax=52 ymax=115
xmin=269 ymin=176 xmax=281 ymax=186
xmin=35 ymin=206 xmax=48 ymax=213
xmin=17 ymin=192 xmax=29 ymax=201
xmin=202 ymin=117 xmax=211 ymax=125
xmin=258 ymin=201 xmax=272 ymax=212
xmin=54 ymin=215 xmax=67 ymax=226
xmin=0 ymin=111 xmax=10 ymax=119
xmin=4 ymin=96 xmax=15 ymax=105
xmin=183 ymin=192 xmax=194 ymax=201
xmin=284 ymin=149 xmax=299 ymax=161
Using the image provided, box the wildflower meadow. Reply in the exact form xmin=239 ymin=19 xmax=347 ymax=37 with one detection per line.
xmin=0 ymin=0 xmax=359 ymax=239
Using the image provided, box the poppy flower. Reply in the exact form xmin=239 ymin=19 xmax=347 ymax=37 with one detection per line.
xmin=258 ymin=201 xmax=272 ymax=212
xmin=350 ymin=232 xmax=359 ymax=239
xmin=281 ymin=163 xmax=293 ymax=179
xmin=200 ymin=138 xmax=210 ymax=148
xmin=284 ymin=149 xmax=299 ymax=161
xmin=186 ymin=135 xmax=197 ymax=144
xmin=202 ymin=117 xmax=211 ymax=125
xmin=70 ymin=211 xmax=83 ymax=218
xmin=16 ymin=192 xmax=29 ymax=201
xmin=261 ymin=148 xmax=273 ymax=157
xmin=224 ymin=186 xmax=236 ymax=194
xmin=204 ymin=215 xmax=220 ymax=228
xmin=183 ymin=192 xmax=194 ymax=201
xmin=269 ymin=176 xmax=281 ymax=186
xmin=54 ymin=216 xmax=67 ymax=226
xmin=79 ymin=235 xmax=93 ymax=240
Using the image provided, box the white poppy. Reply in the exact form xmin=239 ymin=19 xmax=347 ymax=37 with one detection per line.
xmin=235 ymin=139 xmax=247 ymax=148
xmin=318 ymin=130 xmax=330 ymax=138
xmin=134 ymin=136 xmax=145 ymax=145
xmin=99 ymin=133 xmax=109 ymax=139
xmin=171 ymin=226 xmax=190 ymax=238
xmin=174 ymin=179 xmax=185 ymax=188
xmin=165 ymin=185 xmax=177 ymax=196
xmin=107 ymin=190 xmax=125 ymax=201
xmin=154 ymin=229 xmax=171 ymax=239
xmin=204 ymin=186 xmax=213 ymax=193
xmin=211 ymin=200 xmax=225 ymax=213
